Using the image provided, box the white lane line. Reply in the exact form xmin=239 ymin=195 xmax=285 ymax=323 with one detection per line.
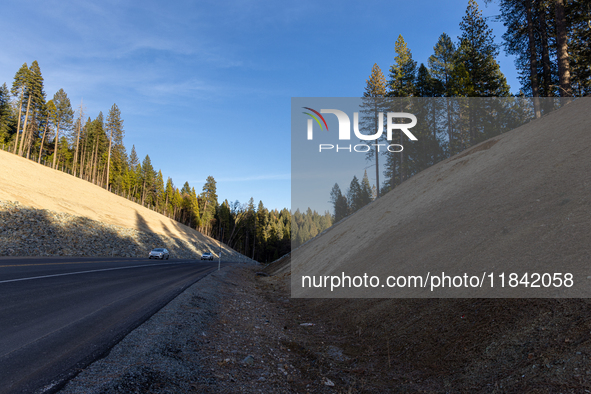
xmin=0 ymin=262 xmax=185 ymax=284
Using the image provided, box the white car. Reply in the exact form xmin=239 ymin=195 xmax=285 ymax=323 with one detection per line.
xmin=149 ymin=248 xmax=169 ymax=260
xmin=201 ymin=252 xmax=214 ymax=261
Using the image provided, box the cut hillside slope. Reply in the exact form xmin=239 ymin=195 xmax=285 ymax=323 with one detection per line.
xmin=292 ymin=97 xmax=591 ymax=298
xmin=0 ymin=150 xmax=243 ymax=259
xmin=271 ymin=98 xmax=591 ymax=392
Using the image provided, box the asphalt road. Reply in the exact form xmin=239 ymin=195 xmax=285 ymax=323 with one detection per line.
xmin=0 ymin=256 xmax=221 ymax=394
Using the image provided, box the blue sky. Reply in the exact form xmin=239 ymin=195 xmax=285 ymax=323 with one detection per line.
xmin=0 ymin=0 xmax=519 ymax=212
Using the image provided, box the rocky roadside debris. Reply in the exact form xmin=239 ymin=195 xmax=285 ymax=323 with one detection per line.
xmin=0 ymin=200 xmax=247 ymax=260
xmin=59 ymin=265 xmax=368 ymax=394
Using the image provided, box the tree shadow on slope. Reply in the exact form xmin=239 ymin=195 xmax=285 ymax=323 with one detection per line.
xmin=0 ymin=202 xmax=197 ymax=258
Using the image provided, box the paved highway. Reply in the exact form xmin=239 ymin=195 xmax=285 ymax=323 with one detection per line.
xmin=0 ymin=256 xmax=220 ymax=394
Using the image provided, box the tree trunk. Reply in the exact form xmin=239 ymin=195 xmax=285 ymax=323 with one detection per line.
xmin=141 ymin=179 xmax=146 ymax=206
xmin=80 ymin=138 xmax=87 ymax=180
xmin=555 ymin=0 xmax=572 ymax=97
xmin=537 ymin=0 xmax=553 ymax=96
xmin=73 ymin=107 xmax=83 ymax=177
xmin=18 ymin=95 xmax=32 ymax=157
xmin=526 ymin=0 xmax=541 ymax=118
xmin=26 ymin=119 xmax=33 ymax=159
xmin=106 ymin=131 xmax=112 ymax=190
xmin=92 ymin=134 xmax=99 ymax=184
xmin=13 ymin=88 xmax=23 ymax=155
xmin=38 ymin=113 xmax=50 ymax=164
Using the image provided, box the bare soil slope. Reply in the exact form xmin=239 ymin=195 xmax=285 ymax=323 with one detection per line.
xmin=293 ymin=97 xmax=591 ymax=298
xmin=0 ymin=150 xmax=235 ymax=257
xmin=281 ymin=98 xmax=591 ymax=392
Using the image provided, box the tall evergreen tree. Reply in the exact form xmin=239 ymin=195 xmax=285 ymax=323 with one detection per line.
xmin=0 ymin=83 xmax=14 ymax=143
xmin=105 ymin=103 xmax=124 ymax=190
xmin=428 ymin=33 xmax=457 ymax=96
xmin=457 ymin=0 xmax=511 ymax=97
xmin=359 ymin=170 xmax=373 ymax=207
xmin=568 ymin=0 xmax=591 ymax=95
xmin=415 ymin=63 xmax=442 ymax=97
xmin=140 ymin=154 xmax=155 ymax=206
xmin=10 ymin=63 xmax=28 ymax=154
xmin=51 ymin=89 xmax=73 ymax=169
xmin=72 ymin=100 xmax=85 ymax=177
xmin=347 ymin=175 xmax=363 ymax=213
xmin=387 ymin=35 xmax=417 ymax=97
xmin=14 ymin=61 xmax=46 ymax=157
xmin=200 ymin=176 xmax=218 ymax=235
xmin=154 ymin=169 xmax=165 ymax=210
xmin=129 ymin=145 xmax=139 ymax=169
xmin=554 ymin=0 xmax=572 ymax=96
xmin=329 ymin=183 xmax=349 ymax=222
xmin=360 ymin=63 xmax=388 ymax=198
xmin=38 ymin=99 xmax=56 ymax=163
xmin=164 ymin=177 xmax=174 ymax=216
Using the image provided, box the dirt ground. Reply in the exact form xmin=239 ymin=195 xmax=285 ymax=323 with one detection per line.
xmin=195 ymin=263 xmax=591 ymax=393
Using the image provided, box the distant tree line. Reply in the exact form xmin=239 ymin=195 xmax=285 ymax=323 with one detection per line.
xmin=330 ymin=0 xmax=589 ymax=221
xmin=291 ymin=208 xmax=332 ymax=249
xmin=0 ymin=61 xmax=303 ymax=262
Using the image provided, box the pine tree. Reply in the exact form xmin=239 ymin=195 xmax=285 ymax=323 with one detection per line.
xmin=360 ymin=63 xmax=388 ymax=198
xmin=347 ymin=175 xmax=363 ymax=213
xmin=329 ymin=183 xmax=349 ymax=222
xmin=127 ymin=145 xmax=140 ymax=197
xmin=0 ymin=83 xmax=14 ymax=144
xmin=52 ymin=89 xmax=73 ymax=169
xmin=200 ymin=176 xmax=218 ymax=235
xmin=14 ymin=61 xmax=46 ymax=157
xmin=415 ymin=63 xmax=441 ymax=97
xmin=72 ymin=100 xmax=86 ymax=177
xmin=129 ymin=145 xmax=139 ymax=169
xmin=164 ymin=177 xmax=174 ymax=216
xmin=554 ymin=0 xmax=572 ymax=97
xmin=140 ymin=155 xmax=155 ymax=206
xmin=457 ymin=0 xmax=510 ymax=97
xmin=154 ymin=170 xmax=165 ymax=211
xmin=10 ymin=63 xmax=28 ymax=154
xmin=87 ymin=112 xmax=106 ymax=184
xmin=499 ymin=0 xmax=556 ymax=97
xmin=359 ymin=170 xmax=373 ymax=207
xmin=105 ymin=103 xmax=124 ymax=191
xmin=38 ymin=99 xmax=56 ymax=164
xmin=428 ymin=33 xmax=457 ymax=97
xmin=387 ymin=35 xmax=417 ymax=97
xmin=565 ymin=0 xmax=590 ymax=95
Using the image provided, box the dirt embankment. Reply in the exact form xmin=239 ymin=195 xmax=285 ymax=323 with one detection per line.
xmin=292 ymin=97 xmax=591 ymax=298
xmin=0 ymin=149 xmax=246 ymax=259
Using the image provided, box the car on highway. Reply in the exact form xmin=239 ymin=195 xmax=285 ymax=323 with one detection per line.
xmin=149 ymin=248 xmax=169 ymax=260
xmin=201 ymin=252 xmax=214 ymax=261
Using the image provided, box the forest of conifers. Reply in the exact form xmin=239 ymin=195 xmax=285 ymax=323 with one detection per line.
xmin=329 ymin=0 xmax=590 ymax=222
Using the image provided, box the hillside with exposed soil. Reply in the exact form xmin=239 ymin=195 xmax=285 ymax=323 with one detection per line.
xmin=274 ymin=97 xmax=591 ymax=392
xmin=0 ymin=150 xmax=243 ymax=259
xmin=292 ymin=97 xmax=591 ymax=298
